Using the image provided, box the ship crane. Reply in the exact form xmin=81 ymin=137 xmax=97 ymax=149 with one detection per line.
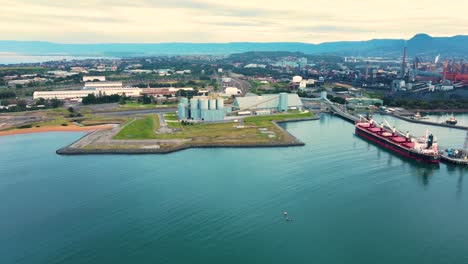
xmin=357 ymin=115 xmax=407 ymax=137
xmin=383 ymin=119 xmax=406 ymax=137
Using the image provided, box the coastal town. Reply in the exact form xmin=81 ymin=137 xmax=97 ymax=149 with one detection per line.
xmin=3 ymin=1 xmax=468 ymax=263
xmin=1 ymin=47 xmax=467 ymax=161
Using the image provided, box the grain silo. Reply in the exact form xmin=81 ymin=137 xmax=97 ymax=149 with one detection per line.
xmin=278 ymin=93 xmax=288 ymax=112
xmin=180 ymin=96 xmax=226 ymax=121
xmin=216 ymin=98 xmax=224 ymax=109
xmin=177 ymin=103 xmax=186 ymax=119
xmin=190 ymin=98 xmax=200 ymax=120
xmin=199 ymin=99 xmax=209 ymax=110
xmin=180 ymin=97 xmax=189 ymax=105
xmin=209 ymin=99 xmax=217 ymax=110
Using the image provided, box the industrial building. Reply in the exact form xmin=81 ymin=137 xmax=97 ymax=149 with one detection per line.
xmin=346 ymin=97 xmax=383 ymax=106
xmin=224 ymin=87 xmax=241 ymax=96
xmin=141 ymin=87 xmax=194 ymax=98
xmin=33 ymin=88 xmax=141 ymax=100
xmin=233 ymin=93 xmax=303 ymax=114
xmin=84 ymin=81 xmax=123 ymax=90
xmin=177 ymin=97 xmax=225 ymax=121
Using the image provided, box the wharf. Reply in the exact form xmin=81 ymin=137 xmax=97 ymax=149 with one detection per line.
xmin=328 ymin=104 xmax=359 ymax=123
xmin=385 ymin=113 xmax=468 ymax=130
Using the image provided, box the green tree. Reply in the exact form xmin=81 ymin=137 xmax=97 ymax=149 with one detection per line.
xmin=50 ymin=98 xmax=63 ymax=108
xmin=17 ymin=100 xmax=27 ymax=109
xmin=36 ymin=98 xmax=46 ymax=105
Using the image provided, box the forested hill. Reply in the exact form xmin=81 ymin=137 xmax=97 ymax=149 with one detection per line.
xmin=0 ymin=34 xmax=466 ymax=57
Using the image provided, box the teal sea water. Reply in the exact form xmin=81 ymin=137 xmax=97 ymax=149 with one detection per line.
xmin=418 ymin=112 xmax=468 ymax=127
xmin=1 ymin=114 xmax=467 ymax=264
xmin=0 ymin=53 xmax=103 ymax=65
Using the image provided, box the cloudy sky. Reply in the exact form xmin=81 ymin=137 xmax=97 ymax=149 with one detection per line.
xmin=0 ymin=0 xmax=467 ymax=43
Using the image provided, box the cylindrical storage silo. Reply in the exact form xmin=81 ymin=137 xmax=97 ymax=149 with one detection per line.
xmin=209 ymin=99 xmax=217 ymax=110
xmin=190 ymin=98 xmax=199 ymax=119
xmin=279 ymin=93 xmax=288 ymax=112
xmin=180 ymin=97 xmax=188 ymax=106
xmin=177 ymin=103 xmax=186 ymax=119
xmin=200 ymin=99 xmax=209 ymax=110
xmin=190 ymin=99 xmax=198 ymax=110
xmin=216 ymin=98 xmax=224 ymax=109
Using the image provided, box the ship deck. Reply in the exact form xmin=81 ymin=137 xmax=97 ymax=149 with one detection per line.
xmin=355 ymin=122 xmax=439 ymax=163
xmin=356 ymin=123 xmax=418 ymax=150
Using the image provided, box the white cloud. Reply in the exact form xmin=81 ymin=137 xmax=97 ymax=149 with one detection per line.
xmin=0 ymin=0 xmax=466 ymax=43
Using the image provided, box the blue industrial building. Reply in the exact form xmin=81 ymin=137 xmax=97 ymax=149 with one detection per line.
xmin=177 ymin=97 xmax=225 ymax=121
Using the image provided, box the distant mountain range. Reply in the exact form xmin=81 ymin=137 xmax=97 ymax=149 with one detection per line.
xmin=0 ymin=34 xmax=466 ymax=57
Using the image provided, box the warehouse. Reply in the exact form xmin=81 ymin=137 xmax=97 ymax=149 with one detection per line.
xmin=178 ymin=97 xmax=225 ymax=121
xmin=233 ymin=93 xmax=303 ymax=114
xmin=84 ymin=81 xmax=123 ymax=90
xmin=346 ymin=97 xmax=383 ymax=106
xmin=33 ymin=88 xmax=141 ymax=100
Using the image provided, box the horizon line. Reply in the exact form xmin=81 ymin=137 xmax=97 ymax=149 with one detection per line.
xmin=1 ymin=33 xmax=467 ymax=45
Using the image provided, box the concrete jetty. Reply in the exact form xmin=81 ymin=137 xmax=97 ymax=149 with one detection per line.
xmin=385 ymin=113 xmax=468 ymax=130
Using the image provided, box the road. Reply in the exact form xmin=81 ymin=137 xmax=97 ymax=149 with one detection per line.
xmin=227 ymin=72 xmax=252 ymax=95
xmin=95 ymin=107 xmax=177 ymax=116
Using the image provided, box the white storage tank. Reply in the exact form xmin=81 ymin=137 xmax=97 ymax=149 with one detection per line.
xmin=199 ymin=99 xmax=209 ymax=110
xmin=292 ymin=76 xmax=303 ymax=83
xmin=209 ymin=99 xmax=217 ymax=110
xmin=190 ymin=98 xmax=198 ymax=109
xmin=216 ymin=98 xmax=224 ymax=109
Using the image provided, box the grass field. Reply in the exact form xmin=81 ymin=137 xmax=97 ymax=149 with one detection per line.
xmin=244 ymin=111 xmax=313 ymax=126
xmin=112 ymin=111 xmax=313 ymax=144
xmin=163 ymin=112 xmax=178 ymax=121
xmin=153 ymin=122 xmax=267 ymax=143
xmin=118 ymin=102 xmax=157 ymax=110
xmin=118 ymin=102 xmax=177 ymax=110
xmin=113 ymin=112 xmax=312 ymax=144
xmin=113 ymin=115 xmax=160 ymax=139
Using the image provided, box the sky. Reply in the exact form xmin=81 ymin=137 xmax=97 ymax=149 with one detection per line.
xmin=0 ymin=0 xmax=467 ymax=43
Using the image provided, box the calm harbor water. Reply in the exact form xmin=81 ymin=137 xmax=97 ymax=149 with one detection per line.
xmin=1 ymin=114 xmax=468 ymax=264
xmin=0 ymin=52 xmax=103 ymax=65
xmin=417 ymin=112 xmax=468 ymax=127
xmin=373 ymin=113 xmax=467 ymax=148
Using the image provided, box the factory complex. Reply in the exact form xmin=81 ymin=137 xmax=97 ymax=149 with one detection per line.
xmin=176 ymin=93 xmax=304 ymax=122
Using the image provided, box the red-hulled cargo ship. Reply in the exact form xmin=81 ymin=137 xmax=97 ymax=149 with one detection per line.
xmin=355 ymin=121 xmax=440 ymax=164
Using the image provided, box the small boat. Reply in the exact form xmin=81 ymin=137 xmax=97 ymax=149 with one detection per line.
xmin=412 ymin=112 xmax=421 ymax=120
xmin=446 ymin=114 xmax=457 ymax=125
xmin=441 ymin=149 xmax=468 ymax=165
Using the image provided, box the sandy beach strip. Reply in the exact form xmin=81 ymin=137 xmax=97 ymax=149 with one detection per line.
xmin=0 ymin=124 xmax=115 ymax=137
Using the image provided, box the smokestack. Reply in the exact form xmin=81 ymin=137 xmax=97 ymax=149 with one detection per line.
xmin=401 ymin=44 xmax=407 ymax=79
xmin=365 ymin=61 xmax=369 ymax=80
